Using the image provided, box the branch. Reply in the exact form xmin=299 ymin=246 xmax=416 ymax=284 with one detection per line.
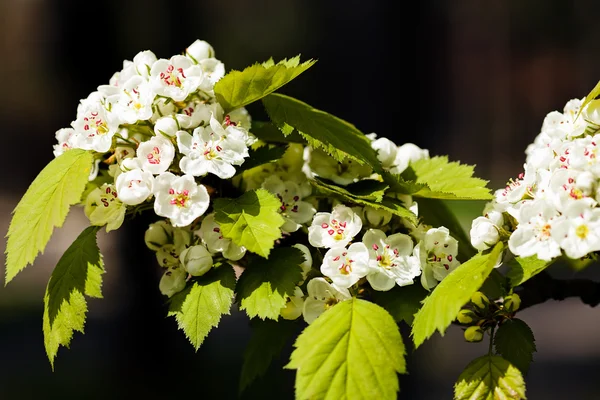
xmin=516 ymin=271 xmax=600 ymax=311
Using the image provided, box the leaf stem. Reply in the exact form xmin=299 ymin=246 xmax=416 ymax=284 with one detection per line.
xmin=488 ymin=325 xmax=495 ymax=356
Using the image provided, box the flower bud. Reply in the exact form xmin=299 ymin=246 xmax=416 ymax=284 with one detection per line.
xmin=185 ymin=39 xmax=215 ymax=63
xmin=159 ymin=266 xmax=187 ymax=298
xmin=145 ymin=220 xmax=173 ymax=251
xmin=471 ymin=291 xmax=490 ymax=310
xmin=504 ymin=293 xmax=521 ymax=312
xmin=457 ymin=309 xmax=478 ymax=324
xmin=280 ymin=287 xmax=304 ymax=320
xmin=180 ymin=245 xmax=213 ymax=277
xmin=364 ymin=206 xmax=393 ymax=227
xmin=470 ymin=216 xmax=500 ymax=251
xmin=154 ymin=116 xmax=179 ymax=137
xmin=464 ymin=326 xmax=484 ymax=342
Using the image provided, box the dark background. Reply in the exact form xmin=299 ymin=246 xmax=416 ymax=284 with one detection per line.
xmin=1 ymin=1 xmax=600 ymax=399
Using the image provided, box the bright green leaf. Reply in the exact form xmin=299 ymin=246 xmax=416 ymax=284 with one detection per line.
xmin=370 ymin=284 xmax=428 ymax=325
xmin=454 ymin=355 xmax=526 ymax=400
xmin=213 ymin=189 xmax=285 ymax=258
xmin=43 ymin=225 xmax=104 ymax=369
xmin=507 ymin=256 xmax=553 ymax=287
xmin=580 ymin=80 xmax=600 ymax=117
xmin=251 ymin=121 xmax=306 ymax=144
xmin=239 ymin=318 xmax=299 ymax=394
xmin=494 ymin=319 xmax=536 ymax=374
xmin=168 ymin=264 xmax=236 ymax=350
xmin=287 ymin=298 xmax=406 ymax=400
xmin=236 ymin=247 xmax=304 ymax=320
xmin=411 ymin=242 xmax=504 ymax=348
xmin=262 ymin=93 xmax=382 ymax=169
xmin=235 ymin=144 xmax=288 ymax=174
xmin=214 ymin=56 xmax=316 ymax=113
xmin=6 ymin=149 xmax=94 ymax=283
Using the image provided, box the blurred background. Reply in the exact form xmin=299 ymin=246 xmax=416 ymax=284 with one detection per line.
xmin=1 ymin=0 xmax=600 ymax=398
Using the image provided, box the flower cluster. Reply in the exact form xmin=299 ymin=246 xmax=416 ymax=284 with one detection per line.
xmin=470 ymin=97 xmax=600 ymax=261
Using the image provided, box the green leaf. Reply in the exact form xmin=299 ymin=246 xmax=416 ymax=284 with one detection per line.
xmin=416 ymin=198 xmax=478 ymax=261
xmin=454 ymin=355 xmax=526 ymax=400
xmin=494 ymin=319 xmax=536 ymax=375
xmin=287 ymin=298 xmax=406 ymax=400
xmin=213 ymin=189 xmax=285 ymax=258
xmin=580 ymin=80 xmax=600 ymax=116
xmin=507 ymin=256 xmax=553 ymax=287
xmin=214 ymin=56 xmax=316 ymax=113
xmin=311 ymin=177 xmax=417 ymax=224
xmin=370 ymin=284 xmax=428 ymax=325
xmin=239 ymin=318 xmax=299 ymax=394
xmin=168 ymin=264 xmax=236 ymax=350
xmin=479 ymin=269 xmax=509 ymax=300
xmin=6 ymin=149 xmax=94 ymax=283
xmin=235 ymin=144 xmax=288 ymax=174
xmin=262 ymin=93 xmax=382 ymax=170
xmin=42 ymin=225 xmax=104 ymax=368
xmin=411 ymin=242 xmax=504 ymax=348
xmin=236 ymin=247 xmax=304 ymax=320
xmin=251 ymin=121 xmax=306 ymax=144
xmin=382 ymin=171 xmax=428 ymax=195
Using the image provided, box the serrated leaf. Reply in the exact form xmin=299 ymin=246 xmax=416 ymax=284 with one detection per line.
xmin=214 ymin=56 xmax=316 ymax=113
xmin=382 ymin=171 xmax=428 ymax=195
xmin=239 ymin=318 xmax=299 ymax=394
xmin=213 ymin=189 xmax=285 ymax=258
xmin=311 ymin=177 xmax=417 ymax=224
xmin=6 ymin=149 xmax=94 ymax=283
xmin=236 ymin=247 xmax=304 ymax=320
xmin=411 ymin=242 xmax=504 ymax=348
xmin=168 ymin=264 xmax=236 ymax=350
xmin=43 ymin=225 xmax=104 ymax=369
xmin=235 ymin=144 xmax=288 ymax=174
xmin=262 ymin=93 xmax=382 ymax=169
xmin=251 ymin=121 xmax=306 ymax=144
xmin=494 ymin=319 xmax=536 ymax=375
xmin=454 ymin=355 xmax=526 ymax=400
xmin=287 ymin=298 xmax=406 ymax=400
xmin=370 ymin=284 xmax=428 ymax=325
xmin=507 ymin=255 xmax=553 ymax=287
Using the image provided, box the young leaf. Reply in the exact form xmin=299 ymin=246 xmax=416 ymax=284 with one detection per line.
xmin=411 ymin=242 xmax=504 ymax=348
xmin=286 ymin=298 xmax=406 ymax=400
xmin=214 ymin=56 xmax=316 ymax=113
xmin=239 ymin=318 xmax=299 ymax=394
xmin=213 ymin=189 xmax=285 ymax=258
xmin=262 ymin=93 xmax=382 ymax=170
xmin=580 ymin=79 xmax=600 ymax=116
xmin=454 ymin=355 xmax=526 ymax=400
xmin=370 ymin=284 xmax=429 ymax=325
xmin=168 ymin=264 xmax=236 ymax=350
xmin=236 ymin=247 xmax=304 ymax=320
xmin=507 ymin=255 xmax=553 ymax=287
xmin=251 ymin=121 xmax=306 ymax=144
xmin=6 ymin=149 xmax=94 ymax=283
xmin=42 ymin=226 xmax=104 ymax=368
xmin=494 ymin=319 xmax=536 ymax=374
xmin=235 ymin=144 xmax=288 ymax=174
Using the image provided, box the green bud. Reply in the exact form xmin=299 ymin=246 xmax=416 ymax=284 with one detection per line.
xmin=471 ymin=291 xmax=490 ymax=310
xmin=464 ymin=326 xmax=484 ymax=342
xmin=504 ymin=293 xmax=521 ymax=312
xmin=457 ymin=309 xmax=478 ymax=324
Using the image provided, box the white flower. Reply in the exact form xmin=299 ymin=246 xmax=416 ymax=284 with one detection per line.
xmin=84 ymin=184 xmax=127 ymax=232
xmin=390 ymin=143 xmax=430 ymax=174
xmin=185 ymin=39 xmax=215 ymax=63
xmin=508 ymin=199 xmax=562 ymax=261
xmin=362 ymin=229 xmax=421 ymax=291
xmin=180 ymin=245 xmax=213 ymax=276
xmin=227 ymin=107 xmax=252 ymax=131
xmin=280 ymin=287 xmax=304 ymax=320
xmin=154 ymin=116 xmax=180 ymax=137
xmin=153 ymin=172 xmax=210 ymax=227
xmin=53 ymin=128 xmax=76 ymax=157
xmin=363 ymin=206 xmax=393 ymax=227
xmin=176 ymin=101 xmax=223 ymax=130
xmin=137 ymin=135 xmax=176 ymax=174
xmin=145 ymin=220 xmax=173 ymax=250
xmin=150 ymin=55 xmax=203 ymax=101
xmin=109 ymin=75 xmax=155 ymax=124
xmin=159 ymin=266 xmax=187 ymax=297
xmin=131 ymin=50 xmax=157 ymax=78
xmin=371 ymin=137 xmax=398 ymax=169
xmin=302 ymin=277 xmax=351 ymax=324
xmin=198 ymin=58 xmax=225 ymax=92
xmin=198 ymin=213 xmax=246 ymax=261
xmin=292 ymin=243 xmax=313 ymax=283
xmin=414 ymin=227 xmax=460 ymax=290
xmin=470 ymin=216 xmax=501 ymax=251
xmin=320 ymin=242 xmax=369 ymax=288
xmin=176 ymin=116 xmax=248 ymax=179
xmin=552 ymin=200 xmax=600 ymax=259
xmin=308 ymin=204 xmax=363 ymax=248
xmin=261 ymin=175 xmax=316 ymax=233
xmin=72 ymin=95 xmax=119 ymax=153
xmin=494 ymin=165 xmax=536 ymax=207
xmin=115 ymin=168 xmax=154 ymax=205
xmin=150 ymin=97 xmax=177 ymax=123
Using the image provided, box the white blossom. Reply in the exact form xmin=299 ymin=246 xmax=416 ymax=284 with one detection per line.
xmin=180 ymin=244 xmax=213 ymax=276
xmin=198 ymin=213 xmax=246 ymax=261
xmin=470 ymin=216 xmax=501 ymax=251
xmin=153 ymin=172 xmax=210 ymax=227
xmin=414 ymin=227 xmax=460 ymax=290
xmin=552 ymin=200 xmax=600 ymax=259
xmin=390 ymin=143 xmax=430 ymax=175
xmin=150 ymin=55 xmax=204 ymax=101
xmin=308 ymin=204 xmax=363 ymax=248
xmin=137 ymin=135 xmax=175 ymax=175
xmin=159 ymin=266 xmax=187 ymax=297
xmin=53 ymin=128 xmax=76 ymax=157
xmin=320 ymin=242 xmax=369 ymax=289
xmin=302 ymin=277 xmax=351 ymax=324
xmin=115 ymin=168 xmax=154 ymax=205
xmin=261 ymin=175 xmax=316 ymax=233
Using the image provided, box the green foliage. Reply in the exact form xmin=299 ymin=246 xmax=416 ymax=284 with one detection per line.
xmin=494 ymin=319 xmax=536 ymax=375
xmin=236 ymin=247 xmax=304 ymax=320
xmin=287 ymin=298 xmax=406 ymax=400
xmin=213 ymin=189 xmax=285 ymax=258
xmin=214 ymin=56 xmax=316 ymax=113
xmin=250 ymin=121 xmax=306 ymax=144
xmin=311 ymin=177 xmax=417 ymax=224
xmin=370 ymin=284 xmax=429 ymax=325
xmin=411 ymin=243 xmax=504 ymax=348
xmin=42 ymin=226 xmax=104 ymax=368
xmin=580 ymin=79 xmax=600 ymax=116
xmin=168 ymin=264 xmax=236 ymax=350
xmin=479 ymin=270 xmax=509 ymax=300
xmin=454 ymin=355 xmax=526 ymax=400
xmin=507 ymin=256 xmax=553 ymax=287
xmin=6 ymin=149 xmax=93 ymax=283
xmin=262 ymin=93 xmax=382 ymax=169
xmin=239 ymin=318 xmax=299 ymax=394
xmin=235 ymin=144 xmax=289 ymax=174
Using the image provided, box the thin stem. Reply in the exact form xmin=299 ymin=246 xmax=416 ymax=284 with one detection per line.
xmin=488 ymin=325 xmax=496 ymax=355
